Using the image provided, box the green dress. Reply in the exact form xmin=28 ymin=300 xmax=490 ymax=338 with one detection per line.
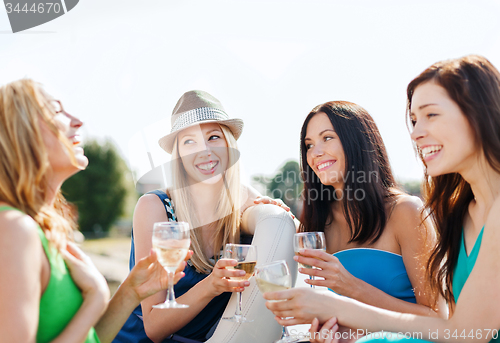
xmin=0 ymin=206 xmax=100 ymax=343
xmin=357 ymin=226 xmax=499 ymax=343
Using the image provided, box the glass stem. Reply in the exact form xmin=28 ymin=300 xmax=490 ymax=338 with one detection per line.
xmin=235 ymin=291 xmax=243 ymax=317
xmin=282 ymin=325 xmax=290 ymax=338
xmin=310 ymin=275 xmax=315 ymax=289
xmin=166 ymin=271 xmax=176 ymax=303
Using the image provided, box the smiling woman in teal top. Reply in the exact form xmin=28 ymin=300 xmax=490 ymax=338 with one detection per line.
xmin=264 ymin=55 xmax=500 ymax=343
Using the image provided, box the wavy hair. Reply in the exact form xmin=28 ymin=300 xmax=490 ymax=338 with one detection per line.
xmin=0 ymin=79 xmax=78 ymax=249
xmin=407 ymin=55 xmax=500 ymax=311
xmin=299 ymin=101 xmax=400 ymax=244
xmin=169 ymin=124 xmax=241 ymax=273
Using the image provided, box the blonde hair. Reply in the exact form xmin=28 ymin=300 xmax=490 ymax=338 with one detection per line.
xmin=169 ymin=124 xmax=241 ymax=273
xmin=0 ymin=79 xmax=78 ymax=249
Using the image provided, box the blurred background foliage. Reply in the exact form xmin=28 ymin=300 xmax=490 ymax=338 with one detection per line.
xmin=252 ymin=160 xmax=303 ymax=217
xmin=399 ymin=180 xmax=422 ymax=197
xmin=62 ymin=139 xmax=137 ymax=238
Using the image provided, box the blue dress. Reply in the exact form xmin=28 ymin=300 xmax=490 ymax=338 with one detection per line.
xmin=113 ymin=190 xmax=231 ymax=343
xmin=333 ymin=248 xmax=416 ymax=303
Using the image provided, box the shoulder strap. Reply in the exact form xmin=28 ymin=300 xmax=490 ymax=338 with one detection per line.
xmin=36 ymin=225 xmax=53 ymax=261
xmin=0 ymin=205 xmax=21 ymax=212
xmin=146 ymin=189 xmax=177 ymax=222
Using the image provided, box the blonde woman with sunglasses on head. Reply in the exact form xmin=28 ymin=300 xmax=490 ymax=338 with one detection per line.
xmin=0 ymin=79 xmax=187 ymax=343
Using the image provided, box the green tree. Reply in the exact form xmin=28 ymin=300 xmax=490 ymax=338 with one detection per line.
xmin=399 ymin=180 xmax=422 ymax=198
xmin=62 ymin=139 xmax=132 ymax=236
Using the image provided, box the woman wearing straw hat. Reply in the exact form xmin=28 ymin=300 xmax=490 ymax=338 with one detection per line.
xmin=115 ymin=90 xmax=291 ymax=343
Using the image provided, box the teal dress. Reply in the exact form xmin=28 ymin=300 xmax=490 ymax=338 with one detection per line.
xmin=358 ymin=227 xmax=499 ymax=343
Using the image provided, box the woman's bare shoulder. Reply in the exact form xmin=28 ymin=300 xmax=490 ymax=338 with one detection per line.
xmin=390 ymin=193 xmax=423 ymax=218
xmin=387 ymin=194 xmax=434 ymax=247
xmin=133 ymin=192 xmax=170 ymax=232
xmin=0 ymin=206 xmax=40 ymax=241
xmin=0 ymin=207 xmax=43 ymax=272
xmin=135 ymin=193 xmax=168 ymax=214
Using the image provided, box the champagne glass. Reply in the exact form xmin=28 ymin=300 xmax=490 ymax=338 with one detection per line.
xmin=293 ymin=232 xmax=326 ymax=288
xmin=255 ymin=260 xmax=300 ymax=343
xmin=222 ymin=244 xmax=257 ymax=323
xmin=152 ymin=222 xmax=191 ymax=309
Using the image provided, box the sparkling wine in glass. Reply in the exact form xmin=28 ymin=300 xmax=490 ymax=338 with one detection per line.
xmin=152 ymin=221 xmax=191 ymax=309
xmin=293 ymin=232 xmax=326 ymax=288
xmin=222 ymin=244 xmax=257 ymax=323
xmin=255 ymin=260 xmax=300 ymax=343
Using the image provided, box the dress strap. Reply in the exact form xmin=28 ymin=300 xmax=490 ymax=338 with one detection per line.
xmin=0 ymin=205 xmax=21 ymax=212
xmin=146 ymin=189 xmax=177 ymax=222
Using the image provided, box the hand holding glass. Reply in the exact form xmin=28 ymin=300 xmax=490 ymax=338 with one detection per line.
xmin=293 ymin=232 xmax=326 ymax=288
xmin=255 ymin=260 xmax=300 ymax=343
xmin=152 ymin=222 xmax=191 ymax=309
xmin=222 ymin=244 xmax=257 ymax=323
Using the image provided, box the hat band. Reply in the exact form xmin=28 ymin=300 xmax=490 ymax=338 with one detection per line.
xmin=171 ymin=107 xmax=229 ymax=133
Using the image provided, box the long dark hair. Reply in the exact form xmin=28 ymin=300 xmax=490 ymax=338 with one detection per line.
xmin=406 ymin=55 xmax=500 ymax=310
xmin=299 ymin=101 xmax=399 ymax=244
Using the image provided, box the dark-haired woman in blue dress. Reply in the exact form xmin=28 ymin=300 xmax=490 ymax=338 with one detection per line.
xmin=289 ymin=100 xmax=446 ymax=341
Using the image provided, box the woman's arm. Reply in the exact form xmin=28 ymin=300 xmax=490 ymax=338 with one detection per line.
xmin=265 ymin=288 xmax=451 ymax=340
xmin=0 ymin=210 xmax=108 ymax=343
xmin=240 ymin=184 xmax=299 ymax=234
xmin=295 ymin=196 xmax=446 ymax=319
xmin=296 ymin=249 xmax=443 ymax=318
xmin=94 ymin=248 xmax=190 ymax=343
xmin=134 ymin=194 xmax=250 ymax=343
xmin=0 ymin=211 xmax=46 ymax=342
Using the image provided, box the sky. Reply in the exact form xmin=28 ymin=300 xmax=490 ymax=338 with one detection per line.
xmin=1 ymin=0 xmax=500 ymax=187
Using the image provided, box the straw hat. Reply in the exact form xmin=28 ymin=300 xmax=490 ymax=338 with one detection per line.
xmin=158 ymin=90 xmax=244 ymax=154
